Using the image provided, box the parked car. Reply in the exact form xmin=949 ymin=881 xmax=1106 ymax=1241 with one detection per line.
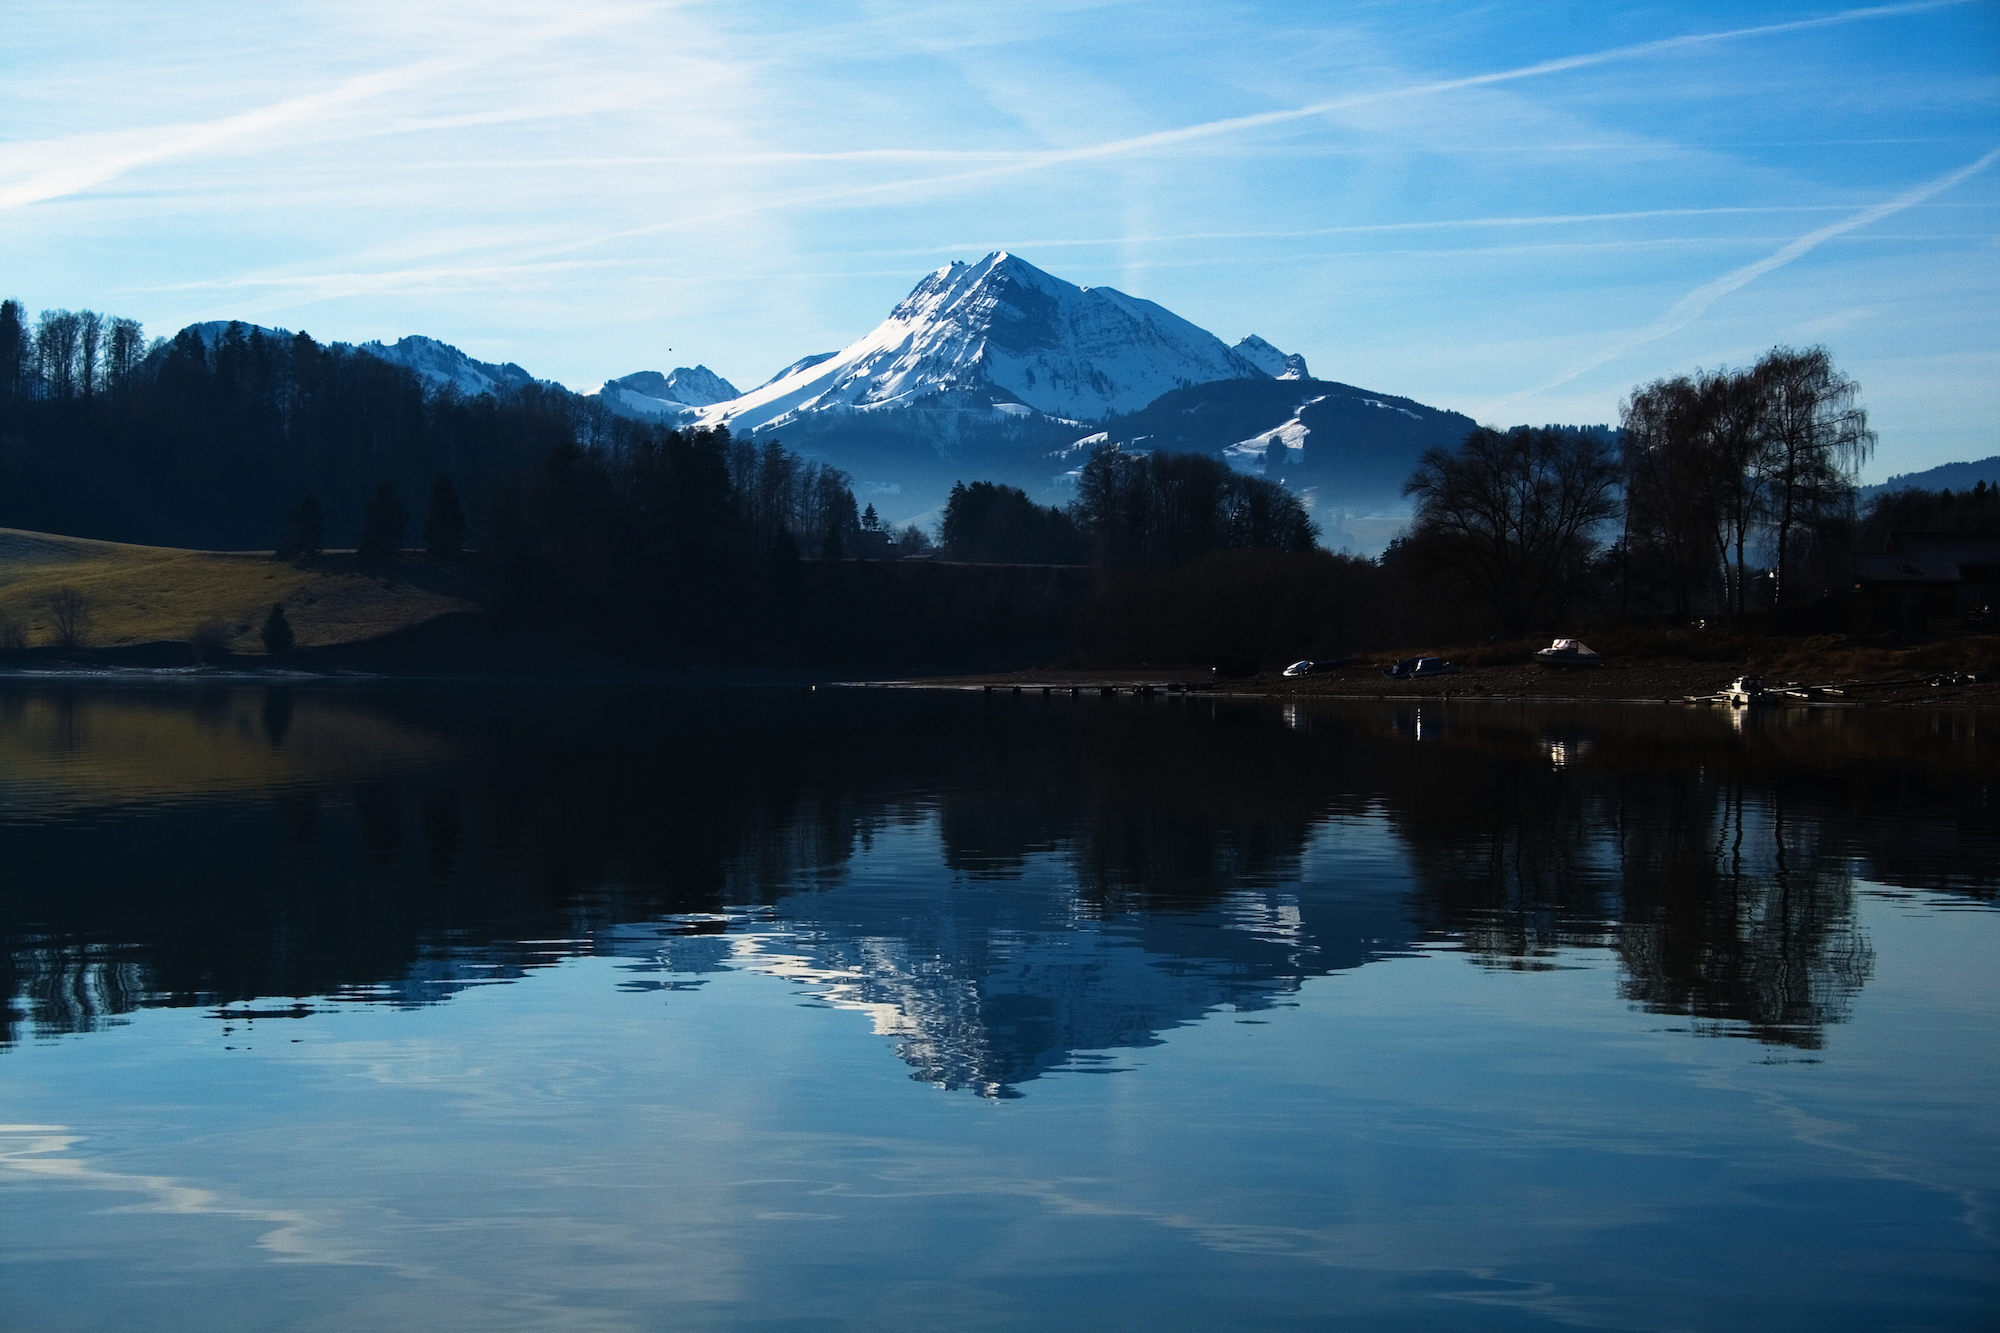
xmin=1281 ymin=659 xmax=1349 ymax=678
xmin=1384 ymin=656 xmax=1459 ymax=679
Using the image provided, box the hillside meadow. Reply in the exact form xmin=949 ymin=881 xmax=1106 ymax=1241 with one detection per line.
xmin=0 ymin=528 xmax=478 ymax=654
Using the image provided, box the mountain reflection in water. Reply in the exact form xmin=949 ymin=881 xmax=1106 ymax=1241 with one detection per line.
xmin=0 ymin=684 xmax=1993 ymax=1093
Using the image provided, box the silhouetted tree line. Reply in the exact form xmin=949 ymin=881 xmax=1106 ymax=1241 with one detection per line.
xmin=1619 ymin=346 xmax=1873 ymax=617
xmin=482 ymin=429 xmax=877 ymax=658
xmin=1380 ymin=345 xmax=1880 ymax=637
xmin=1073 ymin=447 xmax=1317 ymax=566
xmin=1857 ymin=480 xmax=1999 ymax=549
xmin=937 ymin=452 xmax=1313 ymax=570
xmin=0 ymin=304 xmax=639 ymax=548
xmin=1 ymin=294 xmax=1926 ymax=662
xmin=940 ymin=481 xmax=1085 ymax=563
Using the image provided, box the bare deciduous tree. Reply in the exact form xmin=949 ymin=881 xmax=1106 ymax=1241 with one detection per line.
xmin=34 ymin=309 xmax=81 ymax=401
xmin=1620 ymin=346 xmax=1872 ymax=617
xmin=1621 ymin=374 xmax=1715 ymax=618
xmin=1404 ymin=426 xmax=1620 ymax=633
xmin=1701 ymin=367 xmax=1770 ymax=615
xmin=77 ymin=311 xmax=103 ymax=397
xmin=44 ymin=586 xmax=90 ymax=654
xmin=1755 ymin=347 xmax=1874 ymax=609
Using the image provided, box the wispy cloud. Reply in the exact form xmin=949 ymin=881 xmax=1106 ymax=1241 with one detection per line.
xmin=533 ymin=0 xmax=1980 ymax=259
xmin=1485 ymin=147 xmax=2000 ymax=411
xmin=0 ymin=10 xmax=634 ymax=213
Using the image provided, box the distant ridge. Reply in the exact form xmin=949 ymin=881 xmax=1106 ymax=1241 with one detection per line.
xmin=1864 ymin=454 xmax=2000 ymax=499
xmin=595 ymin=366 xmax=742 ymax=423
xmin=158 ymin=255 xmax=1507 ymax=541
xmin=359 ymin=335 xmax=540 ymax=398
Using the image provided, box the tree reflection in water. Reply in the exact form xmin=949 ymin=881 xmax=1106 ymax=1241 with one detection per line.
xmin=0 ymin=685 xmax=1989 ymax=1088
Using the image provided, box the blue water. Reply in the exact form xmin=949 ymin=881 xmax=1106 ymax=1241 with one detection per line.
xmin=0 ymin=685 xmax=1993 ymax=1330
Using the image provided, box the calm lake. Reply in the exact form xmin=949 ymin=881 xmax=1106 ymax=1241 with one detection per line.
xmin=0 ymin=682 xmax=1994 ymax=1330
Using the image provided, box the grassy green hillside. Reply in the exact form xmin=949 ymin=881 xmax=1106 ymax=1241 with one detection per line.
xmin=0 ymin=528 xmax=481 ymax=654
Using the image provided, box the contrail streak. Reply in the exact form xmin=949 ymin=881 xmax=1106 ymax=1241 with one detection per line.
xmin=90 ymin=0 xmax=1977 ymax=306
xmin=0 ymin=10 xmax=633 ymax=213
xmin=1486 ymin=147 xmax=2000 ymax=412
xmin=540 ymin=0 xmax=1981 ymax=258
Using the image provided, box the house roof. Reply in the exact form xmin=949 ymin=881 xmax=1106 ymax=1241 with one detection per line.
xmin=1854 ymin=554 xmax=1962 ymax=584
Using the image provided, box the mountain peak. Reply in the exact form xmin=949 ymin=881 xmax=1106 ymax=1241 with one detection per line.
xmin=1231 ymin=335 xmax=1308 ymax=380
xmin=700 ymin=253 xmax=1295 ymax=436
xmin=597 ymin=365 xmax=742 ymax=423
xmin=605 ymin=365 xmax=738 ymax=408
xmin=359 ymin=334 xmax=536 ymax=398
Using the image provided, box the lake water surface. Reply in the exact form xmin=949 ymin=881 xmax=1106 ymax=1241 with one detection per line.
xmin=0 ymin=683 xmax=1995 ymax=1330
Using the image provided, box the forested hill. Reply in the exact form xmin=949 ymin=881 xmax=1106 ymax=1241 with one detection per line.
xmin=0 ymin=318 xmax=622 ymax=549
xmin=1082 ymin=378 xmax=1480 ymax=513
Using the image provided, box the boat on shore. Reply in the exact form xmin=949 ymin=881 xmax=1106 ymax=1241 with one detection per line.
xmin=1721 ymin=675 xmax=1774 ymax=707
xmin=1534 ymin=638 xmax=1603 ymax=669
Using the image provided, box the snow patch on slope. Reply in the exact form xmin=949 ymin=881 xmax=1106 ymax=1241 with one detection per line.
xmin=1359 ymin=397 xmax=1421 ymax=421
xmin=1221 ymin=396 xmax=1328 ymax=474
xmin=360 ymin=335 xmax=537 ymax=398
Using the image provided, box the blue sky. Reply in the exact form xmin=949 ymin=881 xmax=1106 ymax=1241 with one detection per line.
xmin=3 ymin=0 xmax=1995 ymax=478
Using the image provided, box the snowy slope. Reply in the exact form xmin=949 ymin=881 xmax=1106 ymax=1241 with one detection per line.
xmin=183 ymin=319 xmax=295 ymax=347
xmin=178 ymin=324 xmax=541 ymax=401
xmin=753 ymin=352 xmax=838 ymax=391
xmin=697 ymin=252 xmax=1292 ymax=435
xmin=596 ymin=366 xmax=741 ymax=422
xmin=359 ymin=335 xmax=538 ymax=398
xmin=1220 ymin=395 xmax=1328 ymax=471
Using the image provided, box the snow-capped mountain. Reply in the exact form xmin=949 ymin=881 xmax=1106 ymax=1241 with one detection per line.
xmin=358 ymin=335 xmax=539 ymax=398
xmin=596 ymin=366 xmax=741 ymax=423
xmin=1231 ymin=334 xmax=1309 ymax=380
xmin=1052 ymin=377 xmax=1479 ymax=553
xmin=696 ymin=252 xmax=1295 ymax=436
xmin=165 ymin=254 xmax=1472 ymax=546
xmin=173 ymin=324 xmax=543 ymax=401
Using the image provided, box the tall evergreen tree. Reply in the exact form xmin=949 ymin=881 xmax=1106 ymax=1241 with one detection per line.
xmin=359 ymin=483 xmax=407 ymax=562
xmin=424 ymin=474 xmax=467 ymax=559
xmin=260 ymin=603 xmax=295 ymax=657
xmin=277 ymin=495 xmax=326 ymax=560
xmin=0 ymin=299 xmax=27 ymax=401
xmin=105 ymin=317 xmax=144 ymax=393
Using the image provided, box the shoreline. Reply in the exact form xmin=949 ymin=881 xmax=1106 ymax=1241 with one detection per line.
xmin=853 ymin=662 xmax=2000 ymax=709
xmin=5 ymin=652 xmax=1993 ymax=708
